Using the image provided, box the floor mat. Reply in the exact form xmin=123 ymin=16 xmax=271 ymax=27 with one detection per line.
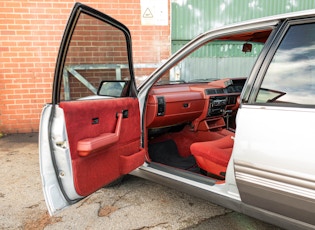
xmin=148 ymin=139 xmax=197 ymax=170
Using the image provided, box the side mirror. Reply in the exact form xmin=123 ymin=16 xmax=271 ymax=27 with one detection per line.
xmin=97 ymin=81 xmax=127 ymax=97
xmin=242 ymin=43 xmax=252 ymax=53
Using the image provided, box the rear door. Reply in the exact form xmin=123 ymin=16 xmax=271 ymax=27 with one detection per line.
xmin=234 ymin=17 xmax=315 ymax=225
xmin=39 ymin=3 xmax=145 ymax=215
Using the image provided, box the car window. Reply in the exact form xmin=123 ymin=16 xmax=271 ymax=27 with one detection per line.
xmin=60 ymin=12 xmax=130 ymax=101
xmin=157 ymin=40 xmax=264 ymax=85
xmin=256 ymin=22 xmax=315 ymax=105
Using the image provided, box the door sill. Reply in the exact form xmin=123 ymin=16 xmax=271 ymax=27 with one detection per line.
xmin=144 ymin=162 xmax=217 ymax=186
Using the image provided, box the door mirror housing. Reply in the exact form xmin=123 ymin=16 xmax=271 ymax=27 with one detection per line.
xmin=97 ymin=81 xmax=128 ymax=97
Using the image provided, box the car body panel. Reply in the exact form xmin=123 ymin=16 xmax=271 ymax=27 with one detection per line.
xmin=39 ymin=104 xmax=79 ymax=215
xmin=233 ymin=16 xmax=315 ymax=226
xmin=234 ymin=105 xmax=315 ymax=226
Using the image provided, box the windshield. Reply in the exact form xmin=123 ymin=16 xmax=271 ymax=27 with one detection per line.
xmin=159 ymin=40 xmax=265 ymax=85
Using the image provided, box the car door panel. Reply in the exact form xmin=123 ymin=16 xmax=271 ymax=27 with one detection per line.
xmin=39 ymin=3 xmax=144 ymax=215
xmin=234 ymin=106 xmax=315 ymax=225
xmin=234 ymin=19 xmax=315 ymax=226
xmin=59 ymin=98 xmax=143 ymax=196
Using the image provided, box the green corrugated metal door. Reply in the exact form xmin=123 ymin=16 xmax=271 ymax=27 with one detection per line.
xmin=172 ymin=0 xmax=315 ymax=45
xmin=170 ymin=0 xmax=315 ymax=80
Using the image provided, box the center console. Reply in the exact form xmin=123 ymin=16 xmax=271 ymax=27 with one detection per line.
xmin=207 ymin=96 xmax=227 ymax=117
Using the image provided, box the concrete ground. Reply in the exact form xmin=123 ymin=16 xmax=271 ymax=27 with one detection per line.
xmin=0 ymin=133 xmax=281 ymax=230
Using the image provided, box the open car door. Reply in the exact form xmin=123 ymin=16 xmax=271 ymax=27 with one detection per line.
xmin=39 ymin=3 xmax=145 ymax=215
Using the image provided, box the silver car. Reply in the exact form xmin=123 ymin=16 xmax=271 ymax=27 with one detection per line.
xmin=39 ymin=3 xmax=315 ymax=230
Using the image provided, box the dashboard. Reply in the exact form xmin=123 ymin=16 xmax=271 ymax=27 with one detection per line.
xmin=145 ymin=78 xmax=245 ymax=131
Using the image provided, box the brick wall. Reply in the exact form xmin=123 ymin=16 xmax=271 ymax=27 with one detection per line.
xmin=0 ymin=0 xmax=171 ymax=133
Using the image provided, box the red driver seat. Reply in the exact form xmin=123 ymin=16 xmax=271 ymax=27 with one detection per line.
xmin=190 ymin=135 xmax=234 ymax=179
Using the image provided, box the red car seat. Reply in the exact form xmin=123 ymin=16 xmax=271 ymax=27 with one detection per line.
xmin=190 ymin=135 xmax=234 ymax=179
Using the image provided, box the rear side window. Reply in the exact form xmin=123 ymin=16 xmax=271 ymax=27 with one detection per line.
xmin=256 ymin=22 xmax=315 ymax=105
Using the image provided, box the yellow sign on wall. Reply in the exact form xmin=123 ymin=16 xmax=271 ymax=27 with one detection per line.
xmin=141 ymin=0 xmax=168 ymax=26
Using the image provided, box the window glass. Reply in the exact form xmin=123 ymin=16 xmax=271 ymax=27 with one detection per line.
xmin=256 ymin=23 xmax=315 ymax=105
xmin=60 ymin=12 xmax=130 ymax=100
xmin=156 ymin=40 xmax=264 ymax=85
xmin=177 ymin=41 xmax=264 ymax=83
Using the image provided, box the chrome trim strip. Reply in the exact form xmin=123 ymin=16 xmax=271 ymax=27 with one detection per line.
xmin=240 ymin=104 xmax=315 ymax=112
xmin=235 ymin=160 xmax=315 ymax=199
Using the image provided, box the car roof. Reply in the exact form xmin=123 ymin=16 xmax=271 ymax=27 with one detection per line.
xmin=191 ymin=9 xmax=315 ymax=42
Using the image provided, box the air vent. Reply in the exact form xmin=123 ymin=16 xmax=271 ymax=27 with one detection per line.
xmin=227 ymin=96 xmax=237 ymax=105
xmin=157 ymin=96 xmax=165 ymax=116
xmin=205 ymin=88 xmax=224 ymax=95
xmin=226 ymin=85 xmax=244 ymax=93
xmin=226 ymin=86 xmax=236 ymax=93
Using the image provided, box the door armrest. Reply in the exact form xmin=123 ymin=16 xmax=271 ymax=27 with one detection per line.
xmin=77 ymin=113 xmax=122 ymax=156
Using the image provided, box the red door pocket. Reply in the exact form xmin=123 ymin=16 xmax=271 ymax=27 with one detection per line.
xmin=120 ymin=148 xmax=146 ymax=175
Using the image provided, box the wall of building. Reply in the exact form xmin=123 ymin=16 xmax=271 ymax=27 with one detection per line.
xmin=0 ymin=0 xmax=170 ymax=133
xmin=171 ymin=0 xmax=315 ymax=43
